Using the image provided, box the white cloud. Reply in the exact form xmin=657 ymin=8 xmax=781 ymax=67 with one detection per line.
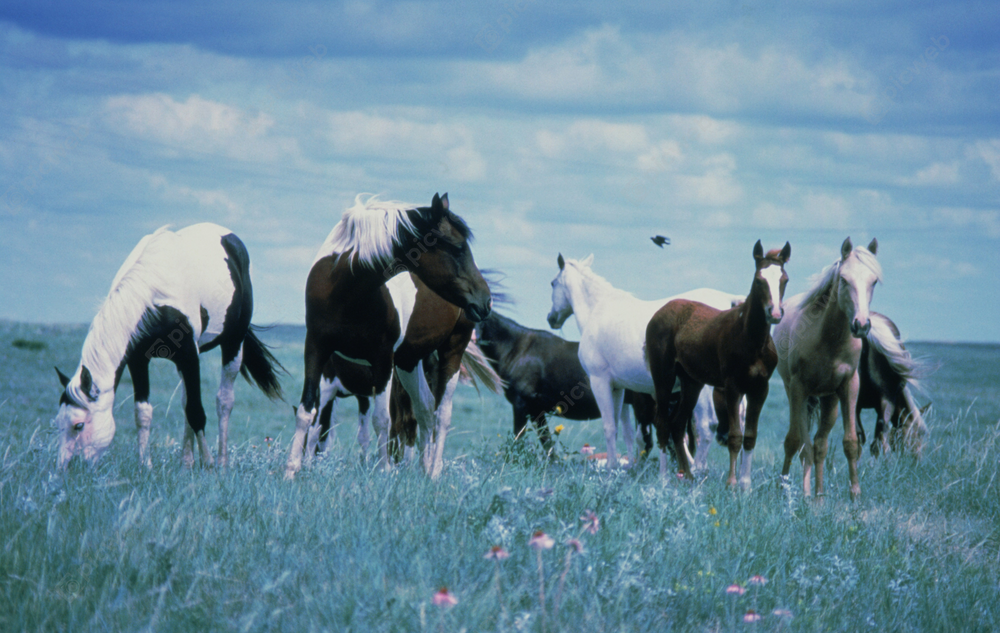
xmin=970 ymin=139 xmax=1000 ymax=181
xmin=536 ymin=119 xmax=649 ymax=159
xmin=930 ymin=207 xmax=1000 ymax=238
xmin=105 ymin=93 xmax=298 ymax=162
xmin=900 ymin=162 xmax=960 ymax=186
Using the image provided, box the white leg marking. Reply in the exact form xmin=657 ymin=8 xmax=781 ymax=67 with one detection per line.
xmin=285 ymin=404 xmax=316 ymax=479
xmin=589 ymin=375 xmax=619 ymax=469
xmin=179 ymin=378 xmax=195 ymax=468
xmin=429 ymin=373 xmax=460 ymax=480
xmin=370 ymin=391 xmax=391 ymax=469
xmin=692 ymin=387 xmax=714 ymax=473
xmin=618 ymin=392 xmax=635 ymax=466
xmin=739 ymin=448 xmax=754 ymax=491
xmin=215 ymin=350 xmax=242 ymax=468
xmin=135 ymin=401 xmax=154 ymax=469
xmin=395 ymin=364 xmax=439 ymax=477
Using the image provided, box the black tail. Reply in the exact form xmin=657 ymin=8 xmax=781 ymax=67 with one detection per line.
xmin=240 ymin=325 xmax=286 ymax=400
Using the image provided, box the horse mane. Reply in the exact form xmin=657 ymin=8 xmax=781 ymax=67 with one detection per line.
xmin=793 ymin=246 xmax=883 ymax=311
xmin=80 ymin=226 xmax=174 ymax=384
xmin=567 ymin=258 xmax=631 ymax=302
xmin=866 ymin=312 xmax=931 ymax=390
xmin=315 ymin=194 xmax=419 ymax=267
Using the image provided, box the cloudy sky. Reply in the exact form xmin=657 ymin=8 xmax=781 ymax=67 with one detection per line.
xmin=1 ymin=1 xmax=998 ymax=343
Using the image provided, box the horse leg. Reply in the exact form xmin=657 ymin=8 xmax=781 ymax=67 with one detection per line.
xmin=651 ymin=370 xmax=678 ymax=479
xmin=370 ymin=390 xmax=392 ymax=469
xmin=285 ymin=333 xmax=328 ymax=479
xmin=174 ymin=342 xmax=213 ymax=469
xmin=899 ymin=387 xmax=928 ymax=454
xmin=127 ymin=355 xmax=154 ymax=469
xmin=670 ymin=378 xmax=702 ymax=480
xmin=215 ymin=343 xmax=243 ymax=469
xmin=531 ymin=413 xmax=555 ymax=456
xmin=428 ymin=372 xmax=461 ymax=479
xmin=618 ymin=391 xmax=635 ymax=465
xmin=512 ymin=401 xmax=530 ymax=441
xmin=395 ymin=361 xmax=440 ymax=477
xmin=735 ymin=390 xmax=762 ymax=491
xmin=781 ymin=382 xmax=812 ymax=495
xmin=314 ymin=398 xmax=336 ymax=455
xmin=839 ymin=372 xmax=863 ymax=499
xmin=872 ymin=398 xmax=892 ymax=457
xmin=589 ymin=375 xmax=621 ymax=469
xmin=356 ymin=396 xmax=371 ymax=456
xmin=812 ymin=395 xmax=840 ymax=499
xmin=693 ymin=387 xmax=720 ymax=474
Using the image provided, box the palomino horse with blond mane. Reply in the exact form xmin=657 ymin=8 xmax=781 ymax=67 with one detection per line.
xmin=546 ymin=254 xmax=746 ymax=472
xmin=773 ymin=237 xmax=881 ymax=499
xmin=645 ymin=240 xmax=791 ymax=487
xmin=284 ymin=193 xmax=492 ymax=480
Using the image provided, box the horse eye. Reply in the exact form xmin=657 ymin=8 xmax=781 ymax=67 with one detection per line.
xmin=73 ymin=422 xmax=85 ymax=432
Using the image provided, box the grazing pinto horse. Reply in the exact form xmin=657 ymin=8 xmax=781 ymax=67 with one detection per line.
xmin=473 ymin=311 xmax=660 ymax=455
xmin=773 ymin=238 xmax=879 ymax=499
xmin=855 ymin=312 xmax=929 ymax=456
xmin=547 ymin=254 xmax=745 ymax=470
xmin=645 ymin=240 xmax=791 ymax=487
xmin=54 ymin=224 xmax=284 ymax=469
xmin=285 ymin=194 xmax=491 ymax=480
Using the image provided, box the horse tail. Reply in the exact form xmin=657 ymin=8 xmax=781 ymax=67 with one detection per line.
xmin=806 ymin=396 xmax=820 ymax=432
xmin=865 ymin=313 xmax=932 ymax=391
xmin=460 ymin=341 xmax=505 ymax=395
xmin=240 ymin=325 xmax=287 ymax=400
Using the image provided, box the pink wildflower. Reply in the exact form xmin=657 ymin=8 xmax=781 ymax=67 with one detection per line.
xmin=432 ymin=587 xmax=458 ymax=607
xmin=743 ymin=610 xmax=762 ymax=623
xmin=565 ymin=538 xmax=585 ymax=554
xmin=725 ymin=584 xmax=746 ymax=596
xmin=580 ymin=444 xmax=595 ymax=455
xmin=484 ymin=545 xmax=510 ymax=561
xmin=749 ymin=575 xmax=768 ymax=586
xmin=580 ymin=510 xmax=600 ymax=535
xmin=529 ymin=531 xmax=555 ymax=550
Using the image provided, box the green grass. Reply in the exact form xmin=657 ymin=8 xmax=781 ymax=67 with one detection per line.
xmin=1 ymin=320 xmax=998 ymax=632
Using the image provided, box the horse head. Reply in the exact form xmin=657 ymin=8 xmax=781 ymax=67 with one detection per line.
xmin=400 ymin=193 xmax=492 ymax=322
xmin=752 ymin=240 xmax=791 ymax=324
xmin=54 ymin=365 xmax=116 ymax=469
xmin=547 ymin=253 xmax=593 ymax=329
xmin=837 ymin=237 xmax=881 ymax=338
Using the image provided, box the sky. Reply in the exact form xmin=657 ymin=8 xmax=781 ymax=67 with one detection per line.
xmin=1 ymin=1 xmax=998 ymax=343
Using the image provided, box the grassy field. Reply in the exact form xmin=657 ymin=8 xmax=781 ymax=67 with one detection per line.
xmin=1 ymin=320 xmax=998 ymax=632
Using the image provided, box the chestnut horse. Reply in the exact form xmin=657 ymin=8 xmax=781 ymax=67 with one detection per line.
xmin=773 ymin=237 xmax=880 ymax=499
xmin=284 ymin=193 xmax=492 ymax=480
xmin=645 ymin=240 xmax=791 ymax=487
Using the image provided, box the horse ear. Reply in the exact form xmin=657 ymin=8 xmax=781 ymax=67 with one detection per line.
xmin=780 ymin=241 xmax=791 ymax=263
xmin=55 ymin=367 xmax=71 ymax=388
xmin=440 ymin=192 xmax=449 ymax=211
xmin=867 ymin=237 xmax=878 ymax=255
xmin=79 ymin=366 xmax=97 ymax=401
xmin=557 ymin=253 xmax=565 ymax=270
xmin=752 ymin=240 xmax=763 ymax=261
xmin=582 ymin=254 xmax=594 ymax=267
xmin=841 ymin=237 xmax=853 ymax=260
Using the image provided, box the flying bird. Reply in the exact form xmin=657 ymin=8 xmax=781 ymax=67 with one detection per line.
xmin=651 ymin=235 xmax=670 ymax=248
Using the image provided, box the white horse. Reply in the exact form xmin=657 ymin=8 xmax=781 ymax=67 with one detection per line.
xmin=54 ymin=223 xmax=284 ymax=470
xmin=546 ymin=254 xmax=745 ymax=473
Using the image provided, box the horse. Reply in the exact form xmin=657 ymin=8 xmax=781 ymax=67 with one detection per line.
xmin=855 ymin=312 xmax=930 ymax=456
xmin=284 ymin=193 xmax=492 ymax=480
xmin=306 ymin=274 xmax=502 ymax=464
xmin=54 ymin=223 xmax=284 ymax=470
xmin=645 ymin=240 xmax=791 ymax=487
xmin=773 ymin=237 xmax=879 ymax=499
xmin=546 ymin=254 xmax=746 ymax=470
xmin=472 ymin=310 xmax=667 ymax=456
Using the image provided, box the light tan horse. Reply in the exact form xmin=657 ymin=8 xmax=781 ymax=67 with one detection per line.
xmin=773 ymin=237 xmax=881 ymax=499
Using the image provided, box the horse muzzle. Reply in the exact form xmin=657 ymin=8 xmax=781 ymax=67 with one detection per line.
xmin=465 ymin=298 xmax=492 ymax=323
xmin=850 ymin=318 xmax=871 ymax=338
xmin=766 ymin=305 xmax=784 ymax=325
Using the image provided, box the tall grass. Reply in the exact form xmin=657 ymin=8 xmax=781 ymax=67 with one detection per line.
xmin=1 ymin=321 xmax=998 ymax=632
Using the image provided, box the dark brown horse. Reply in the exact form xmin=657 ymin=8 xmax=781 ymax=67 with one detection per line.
xmin=645 ymin=240 xmax=790 ymax=487
xmin=472 ymin=311 xmax=658 ymax=456
xmin=285 ymin=193 xmax=492 ymax=479
xmin=855 ymin=312 xmax=930 ymax=456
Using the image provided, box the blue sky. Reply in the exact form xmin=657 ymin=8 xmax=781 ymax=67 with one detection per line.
xmin=2 ymin=1 xmax=998 ymax=343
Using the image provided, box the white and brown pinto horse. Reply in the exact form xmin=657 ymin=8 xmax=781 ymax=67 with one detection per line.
xmin=284 ymin=193 xmax=491 ymax=480
xmin=305 ymin=273 xmax=502 ymax=464
xmin=773 ymin=237 xmax=881 ymax=499
xmin=645 ymin=240 xmax=791 ymax=487
xmin=546 ymin=254 xmax=745 ymax=471
xmin=54 ymin=223 xmax=284 ymax=469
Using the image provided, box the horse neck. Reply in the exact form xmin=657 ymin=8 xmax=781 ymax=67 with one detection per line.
xmin=80 ymin=281 xmax=150 ymax=391
xmin=478 ymin=315 xmax=521 ymax=370
xmin=742 ymin=279 xmax=773 ymax=350
xmin=565 ymin=268 xmax=621 ymax=331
